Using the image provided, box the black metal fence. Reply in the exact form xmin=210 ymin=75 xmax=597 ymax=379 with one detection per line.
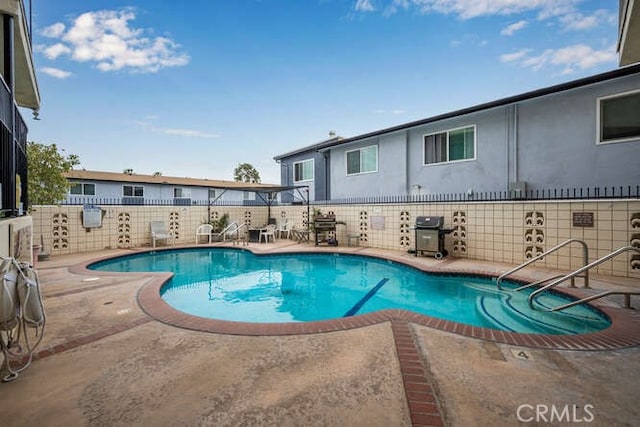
xmin=57 ymin=185 xmax=640 ymax=208
xmin=314 ymin=185 xmax=640 ymax=205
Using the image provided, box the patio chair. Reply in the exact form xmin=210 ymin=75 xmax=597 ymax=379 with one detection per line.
xmin=259 ymin=224 xmax=277 ymax=243
xmin=195 ymin=224 xmax=213 ymax=245
xmin=211 ymin=221 xmax=242 ymax=242
xmin=291 ymin=228 xmax=310 ymax=243
xmin=224 ymin=221 xmax=244 ymax=242
xmin=277 ymin=219 xmax=294 ymax=239
xmin=150 ymin=221 xmax=175 ymax=248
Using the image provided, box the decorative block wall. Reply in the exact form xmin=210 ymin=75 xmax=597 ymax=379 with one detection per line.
xmin=30 ymin=199 xmax=640 ymax=278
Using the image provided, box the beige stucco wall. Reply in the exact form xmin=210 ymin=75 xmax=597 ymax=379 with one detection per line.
xmin=31 ymin=199 xmax=640 ymax=278
xmin=0 ymin=215 xmax=34 ymax=264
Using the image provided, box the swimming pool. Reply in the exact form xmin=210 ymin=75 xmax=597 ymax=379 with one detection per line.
xmin=89 ymin=248 xmax=610 ymax=335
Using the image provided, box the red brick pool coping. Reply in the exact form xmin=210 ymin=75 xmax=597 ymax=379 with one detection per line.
xmin=74 ymin=246 xmax=640 ymax=351
xmin=137 ymin=277 xmax=640 ymax=350
xmin=117 ymin=249 xmax=640 ymax=350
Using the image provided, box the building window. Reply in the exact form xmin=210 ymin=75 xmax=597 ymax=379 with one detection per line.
xmin=293 ymin=159 xmax=314 ymax=182
xmin=208 ymin=188 xmax=216 ymax=200
xmin=173 ymin=187 xmax=191 ymax=198
xmin=598 ymin=90 xmax=640 ymax=144
xmin=123 ymin=185 xmax=144 ymax=197
xmin=346 ymin=145 xmax=378 ymax=175
xmin=424 ymin=125 xmax=475 ymax=165
xmin=69 ymin=183 xmax=96 ymax=196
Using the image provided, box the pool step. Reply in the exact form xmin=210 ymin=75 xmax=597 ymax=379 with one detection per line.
xmin=476 ymin=294 xmax=609 ymax=335
xmin=462 ymin=280 xmax=507 ymax=296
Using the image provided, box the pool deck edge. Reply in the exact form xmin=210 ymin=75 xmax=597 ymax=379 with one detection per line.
xmin=74 ymin=244 xmax=640 ymax=351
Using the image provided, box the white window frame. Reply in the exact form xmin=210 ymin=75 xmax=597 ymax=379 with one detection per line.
xmin=293 ymin=159 xmax=314 ymax=183
xmin=423 ymin=124 xmax=477 ymax=166
xmin=345 ymin=144 xmax=378 ymax=176
xmin=596 ymin=89 xmax=640 ymax=145
xmin=173 ymin=187 xmax=191 ymax=199
xmin=69 ymin=182 xmax=96 ymax=196
xmin=123 ymin=185 xmax=144 ymax=198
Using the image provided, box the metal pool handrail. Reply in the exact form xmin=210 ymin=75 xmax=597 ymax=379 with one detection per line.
xmin=496 ymin=239 xmax=589 ymax=290
xmin=528 ymin=246 xmax=640 ymax=311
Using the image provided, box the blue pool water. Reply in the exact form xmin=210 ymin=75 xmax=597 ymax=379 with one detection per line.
xmin=89 ymin=248 xmax=610 ymax=335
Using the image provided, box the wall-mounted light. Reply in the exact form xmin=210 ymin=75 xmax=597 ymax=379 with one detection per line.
xmin=32 ymin=110 xmax=40 ymax=120
xmin=412 ymin=184 xmax=422 ymax=190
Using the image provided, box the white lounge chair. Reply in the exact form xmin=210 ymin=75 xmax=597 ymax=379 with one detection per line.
xmin=195 ymin=224 xmax=213 ymax=245
xmin=150 ymin=221 xmax=175 ymax=248
xmin=277 ymin=219 xmax=294 ymax=239
xmin=259 ymin=224 xmax=277 ymax=243
xmin=210 ymin=221 xmax=243 ymax=242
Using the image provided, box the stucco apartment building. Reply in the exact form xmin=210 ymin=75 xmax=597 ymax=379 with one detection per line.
xmin=274 ymin=64 xmax=640 ymax=201
xmin=63 ymin=170 xmax=277 ymax=206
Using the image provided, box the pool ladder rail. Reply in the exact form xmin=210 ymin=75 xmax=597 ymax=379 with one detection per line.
xmin=496 ymin=240 xmax=640 ymax=312
xmin=496 ymin=239 xmax=590 ymax=291
xmin=527 ymin=246 xmax=640 ymax=312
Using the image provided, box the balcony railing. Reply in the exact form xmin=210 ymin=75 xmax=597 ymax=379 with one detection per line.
xmin=0 ymin=78 xmax=28 ymax=217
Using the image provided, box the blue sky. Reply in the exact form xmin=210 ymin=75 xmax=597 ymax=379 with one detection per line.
xmin=28 ymin=0 xmax=620 ymax=184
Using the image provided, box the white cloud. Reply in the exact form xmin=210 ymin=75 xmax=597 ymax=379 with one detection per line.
xmin=559 ymin=9 xmax=614 ymax=31
xmin=549 ymin=44 xmax=617 ymax=73
xmin=499 ymin=49 xmax=532 ymax=63
xmin=40 ymin=67 xmax=72 ymax=79
xmin=448 ymin=35 xmax=488 ymax=48
xmin=355 ymin=0 xmax=376 ymax=12
xmin=500 ymin=44 xmax=617 ymax=74
xmin=159 ymin=128 xmax=220 ymax=139
xmin=374 ymin=109 xmax=406 ymax=115
xmin=135 ymin=117 xmax=219 ymax=139
xmin=378 ymin=0 xmax=579 ymax=20
xmin=41 ymin=22 xmax=65 ymax=38
xmin=40 ymin=42 xmax=72 ymax=59
xmin=38 ymin=8 xmax=189 ymax=73
xmin=501 ymin=20 xmax=527 ymax=36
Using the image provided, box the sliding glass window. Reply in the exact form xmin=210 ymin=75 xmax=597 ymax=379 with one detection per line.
xmin=346 ymin=145 xmax=378 ymax=175
xmin=293 ymin=159 xmax=314 ymax=182
xmin=424 ymin=125 xmax=476 ymax=165
xmin=598 ymin=90 xmax=640 ymax=144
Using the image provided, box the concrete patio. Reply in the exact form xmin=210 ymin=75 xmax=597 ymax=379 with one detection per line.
xmin=1 ymin=241 xmax=639 ymax=426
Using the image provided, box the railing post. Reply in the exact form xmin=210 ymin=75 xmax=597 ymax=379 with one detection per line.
xmin=583 ymin=240 xmax=590 ymax=288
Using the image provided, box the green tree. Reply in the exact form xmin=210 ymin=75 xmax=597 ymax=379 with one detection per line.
xmin=233 ymin=163 xmax=261 ymax=183
xmin=27 ymin=142 xmax=80 ymax=206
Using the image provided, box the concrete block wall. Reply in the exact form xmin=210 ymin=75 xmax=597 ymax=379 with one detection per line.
xmin=30 ymin=199 xmax=640 ymax=278
xmin=31 ymin=205 xmax=271 ymax=254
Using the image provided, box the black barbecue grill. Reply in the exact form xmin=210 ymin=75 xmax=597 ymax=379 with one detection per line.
xmin=413 ymin=216 xmax=453 ymax=259
xmin=314 ymin=214 xmax=337 ymax=246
